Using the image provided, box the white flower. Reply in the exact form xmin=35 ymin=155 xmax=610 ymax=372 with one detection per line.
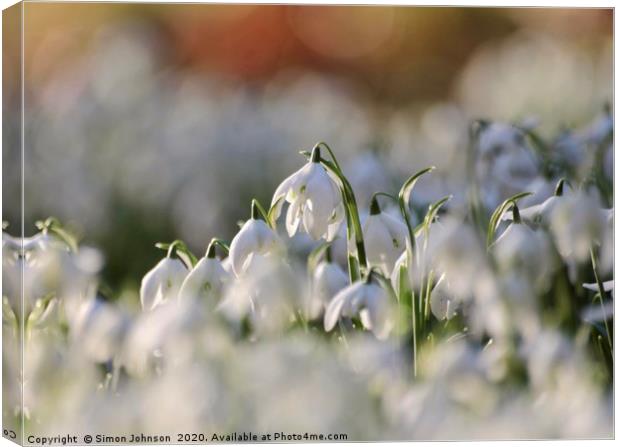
xmin=505 ymin=194 xmax=564 ymax=224
xmin=491 ymin=221 xmax=553 ymax=290
xmin=229 ymin=213 xmax=283 ymax=277
xmin=218 ymin=254 xmax=298 ymax=336
xmin=548 ymin=192 xmax=608 ymax=263
xmin=324 ymin=276 xmax=393 ymax=339
xmin=363 ymin=200 xmax=408 ymax=276
xmin=502 ymin=181 xmax=573 ymax=225
xmin=271 ymin=147 xmax=344 ymax=241
xmin=429 ymin=274 xmax=459 ymax=321
xmin=71 ymin=297 xmax=128 ymax=363
xmin=140 ymin=257 xmax=188 ymax=311
xmin=178 ymin=255 xmax=231 ymax=305
xmin=308 ymin=260 xmax=348 ymax=319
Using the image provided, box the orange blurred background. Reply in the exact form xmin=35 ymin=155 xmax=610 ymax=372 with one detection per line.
xmin=22 ymin=4 xmax=612 ymax=105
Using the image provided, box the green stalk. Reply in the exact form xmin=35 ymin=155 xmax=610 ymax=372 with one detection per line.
xmin=318 ymin=157 xmax=368 ymax=272
xmin=206 ymin=238 xmax=230 ymax=258
xmin=423 ymin=269 xmax=435 ymax=331
xmin=397 ymin=260 xmax=417 ymax=377
xmin=299 ymin=146 xmax=369 ymax=277
xmin=589 ymin=246 xmax=613 ymax=353
xmin=251 ymin=199 xmax=271 ymax=223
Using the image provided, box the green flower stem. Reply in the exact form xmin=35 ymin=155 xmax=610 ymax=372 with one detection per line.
xmin=251 ymin=199 xmax=270 ymax=223
xmin=343 ymin=199 xmax=360 ymax=282
xmin=486 ymin=192 xmax=532 ymax=247
xmin=512 ymin=203 xmax=521 ymax=224
xmin=369 ymin=196 xmax=381 ymax=215
xmin=554 ymin=178 xmax=568 ymax=196
xmin=423 ymin=269 xmax=435 ymax=331
xmin=394 ymin=167 xmax=435 ymax=377
xmin=369 ymin=192 xmax=399 ymax=216
xmin=397 ymin=266 xmax=417 ymax=377
xmin=311 ymin=144 xmax=369 ymax=273
xmin=397 ymin=167 xmax=436 ymax=265
xmin=371 ymin=191 xmax=398 ymax=204
xmin=589 ymin=246 xmax=613 ymax=353
xmin=166 ymin=240 xmax=184 ymax=258
xmin=156 ymin=239 xmax=198 ymax=267
xmin=315 ymin=142 xmax=343 ymax=171
xmin=206 ymin=238 xmax=230 ymax=258
xmin=316 ymin=155 xmax=368 ymax=275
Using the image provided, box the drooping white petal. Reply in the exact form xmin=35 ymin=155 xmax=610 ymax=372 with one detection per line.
xmin=313 ymin=261 xmax=349 ymax=306
xmin=364 ymin=214 xmax=397 ymax=274
xmin=272 ymin=161 xmax=343 ymax=241
xmin=285 ymin=197 xmax=303 ymax=237
xmin=255 ymin=219 xmax=283 ymax=256
xmin=303 ymin=169 xmax=337 ymax=239
xmin=381 ymin=213 xmax=408 ymax=272
xmin=179 ymin=257 xmax=230 ymax=304
xmin=230 ymin=219 xmax=283 ymax=277
xmin=140 ymin=257 xmax=188 ymax=311
xmin=323 ymin=292 xmax=347 ymax=332
xmin=271 ymin=170 xmax=299 ymax=220
xmin=229 ymin=220 xmax=261 ymax=276
xmin=326 ymin=203 xmax=345 ymax=242
xmin=324 ymin=282 xmax=363 ymax=331
xmin=359 ymin=284 xmax=392 ymax=340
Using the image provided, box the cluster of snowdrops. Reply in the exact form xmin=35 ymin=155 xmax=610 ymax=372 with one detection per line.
xmin=2 ymin=113 xmax=614 ymax=439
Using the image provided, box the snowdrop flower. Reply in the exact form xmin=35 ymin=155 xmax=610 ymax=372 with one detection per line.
xmin=2 ymin=231 xmax=79 ymax=323
xmin=491 ymin=210 xmax=554 ymax=290
xmin=229 ymin=201 xmax=284 ymax=277
xmin=271 ymin=146 xmax=344 ymax=241
xmin=71 ymin=297 xmax=128 ymax=363
xmin=308 ymin=257 xmax=348 ymax=319
xmin=324 ymin=271 xmax=393 ymax=340
xmin=429 ymin=274 xmax=459 ymax=321
xmin=502 ymin=179 xmax=573 ymax=225
xmin=218 ymin=254 xmax=298 ymax=336
xmin=140 ymin=256 xmax=188 ymax=311
xmin=415 ymin=217 xmax=485 ymax=301
xmin=178 ymin=241 xmax=231 ymax=306
xmin=549 ymin=192 xmax=608 ymax=263
xmin=363 ymin=197 xmax=408 ymax=276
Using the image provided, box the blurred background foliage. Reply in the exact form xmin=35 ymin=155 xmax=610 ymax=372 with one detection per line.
xmin=2 ymin=4 xmax=612 ymax=293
